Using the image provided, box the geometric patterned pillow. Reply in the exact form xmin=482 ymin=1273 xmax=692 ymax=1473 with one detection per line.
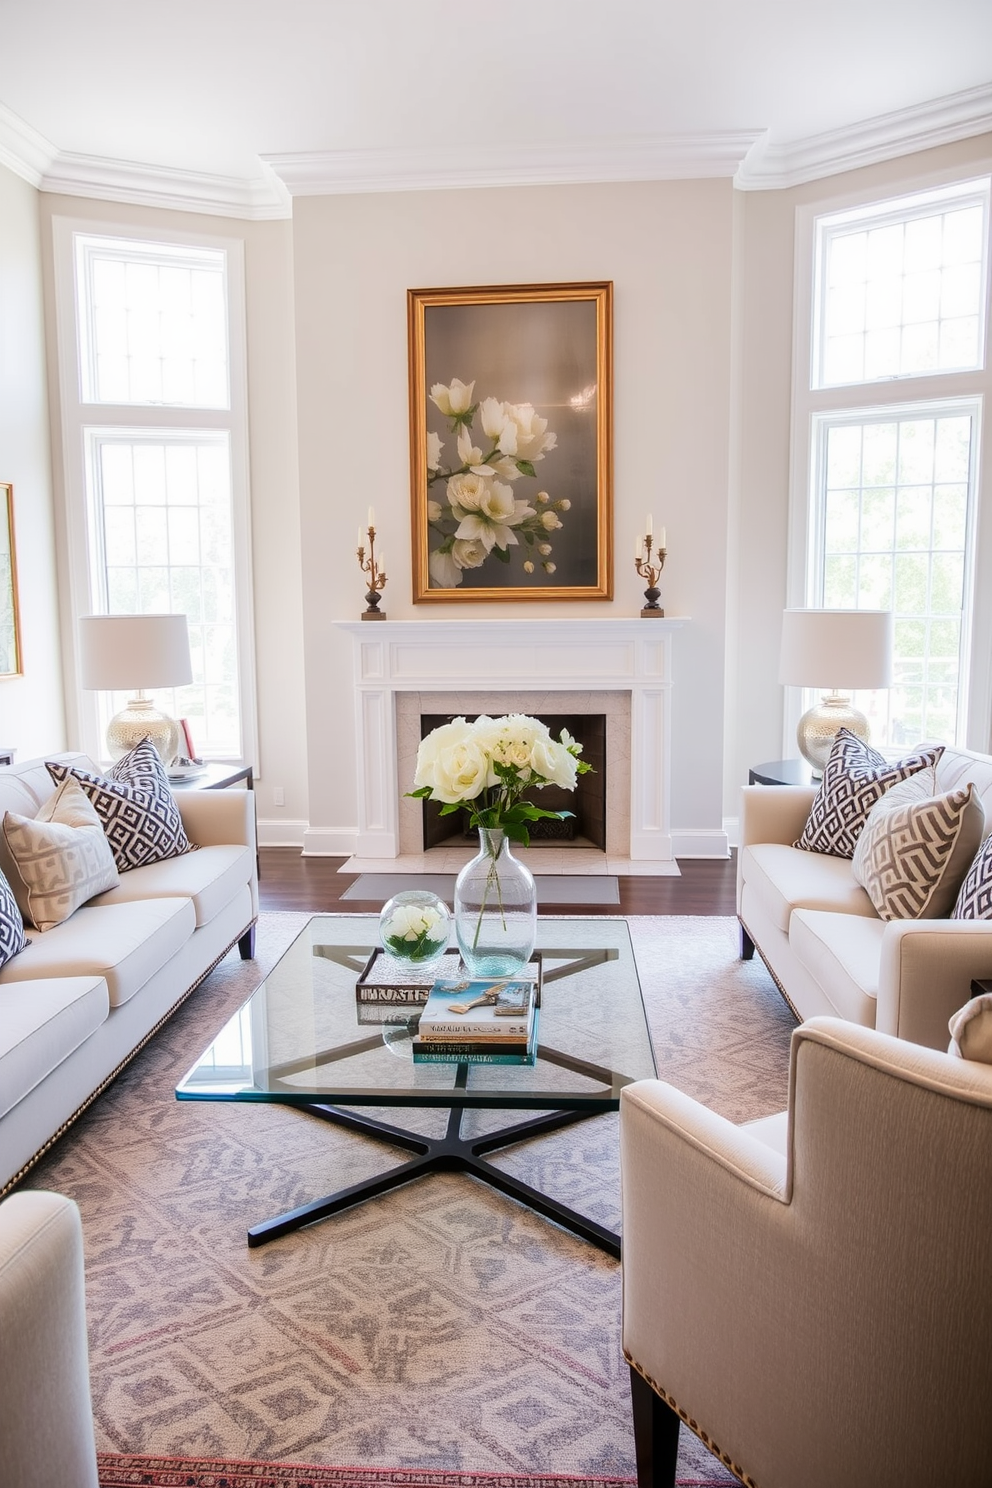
xmin=794 ymin=730 xmax=945 ymax=859
xmin=851 ymin=775 xmax=985 ymax=920
xmin=0 ymin=865 xmax=27 ymax=968
xmin=108 ymin=736 xmax=174 ymax=794
xmin=1 ymin=777 xmax=120 ymax=931
xmin=46 ymin=739 xmax=193 ymax=873
xmin=951 ymin=831 xmax=992 ymax=920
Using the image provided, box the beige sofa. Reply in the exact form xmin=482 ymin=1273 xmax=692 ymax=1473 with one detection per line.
xmin=0 ymin=753 xmax=257 ymax=1196
xmin=737 ymin=743 xmax=992 ymax=1051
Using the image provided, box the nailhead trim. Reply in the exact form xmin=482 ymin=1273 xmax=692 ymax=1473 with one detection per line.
xmin=625 ymin=1350 xmax=758 ymax=1488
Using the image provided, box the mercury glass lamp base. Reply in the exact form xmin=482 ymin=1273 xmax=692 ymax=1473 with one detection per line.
xmin=797 ymin=695 xmax=870 ymax=774
xmin=106 ymin=699 xmax=182 ymax=768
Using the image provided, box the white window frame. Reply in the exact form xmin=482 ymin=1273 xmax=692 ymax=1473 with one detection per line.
xmin=52 ymin=215 xmax=258 ymax=768
xmin=787 ymin=164 xmax=992 ymax=755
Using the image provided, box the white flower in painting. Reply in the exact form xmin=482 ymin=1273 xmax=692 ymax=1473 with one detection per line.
xmin=428 ymin=548 xmax=462 ymax=588
xmin=426 ymin=430 xmax=444 ymax=471
xmin=501 ymin=403 xmax=557 ymax=462
xmin=430 ymin=378 xmax=475 ymax=417
xmin=523 ymin=560 xmax=535 ymax=573
xmin=456 ymin=426 xmax=486 ymax=469
xmin=451 ymin=536 xmax=488 ymax=570
xmin=427 ymin=500 xmax=443 ymax=522
xmin=543 ymin=561 xmax=557 ymax=574
xmin=490 ymin=455 xmax=523 ymax=481
xmin=479 ymin=396 xmax=514 ymax=451
xmin=541 ymin=510 xmax=562 ymax=531
xmin=538 ymin=542 xmax=552 ymax=556
xmin=447 ymin=472 xmax=532 ymax=553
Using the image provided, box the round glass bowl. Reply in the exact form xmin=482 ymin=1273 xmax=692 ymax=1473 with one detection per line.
xmin=378 ymin=888 xmax=451 ymax=970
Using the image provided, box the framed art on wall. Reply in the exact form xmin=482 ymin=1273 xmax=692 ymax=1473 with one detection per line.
xmin=0 ymin=484 xmax=21 ymax=678
xmin=408 ymin=281 xmax=613 ymax=603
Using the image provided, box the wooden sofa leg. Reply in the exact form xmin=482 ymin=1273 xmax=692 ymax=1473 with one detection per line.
xmin=739 ymin=921 xmax=755 ymax=960
xmin=630 ymin=1365 xmax=679 ymax=1488
xmin=239 ymin=925 xmax=256 ymax=960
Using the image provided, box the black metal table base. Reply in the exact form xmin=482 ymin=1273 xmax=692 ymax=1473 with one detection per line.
xmin=246 ymin=1097 xmax=621 ymax=1257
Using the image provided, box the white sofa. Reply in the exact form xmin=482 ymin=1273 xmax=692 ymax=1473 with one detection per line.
xmin=0 ymin=753 xmax=257 ymax=1196
xmin=737 ymin=743 xmax=992 ymax=1051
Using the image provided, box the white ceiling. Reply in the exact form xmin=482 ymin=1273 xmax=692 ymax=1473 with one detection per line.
xmin=1 ymin=0 xmax=990 ymax=215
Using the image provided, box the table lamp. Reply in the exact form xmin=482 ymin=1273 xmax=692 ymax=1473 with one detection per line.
xmin=78 ymin=613 xmax=193 ymax=767
xmin=779 ymin=608 xmax=894 ymax=773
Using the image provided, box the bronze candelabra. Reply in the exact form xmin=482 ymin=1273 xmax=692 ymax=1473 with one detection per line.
xmin=635 ymin=533 xmax=667 ymax=617
xmin=357 ymin=518 xmax=387 ymax=620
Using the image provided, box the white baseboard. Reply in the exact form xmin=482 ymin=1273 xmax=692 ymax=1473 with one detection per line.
xmin=670 ymin=827 xmax=731 ymax=859
xmin=255 ymin=818 xmax=309 ymax=850
xmin=302 ymin=827 xmax=358 ymax=857
xmin=723 ymin=816 xmax=740 ymax=850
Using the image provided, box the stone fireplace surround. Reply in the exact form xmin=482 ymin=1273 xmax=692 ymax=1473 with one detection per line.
xmin=337 ymin=617 xmax=685 ymax=867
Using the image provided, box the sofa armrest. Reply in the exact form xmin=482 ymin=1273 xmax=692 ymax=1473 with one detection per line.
xmin=740 ymin=784 xmax=817 ymax=848
xmin=176 ymin=789 xmax=256 ymax=854
xmin=876 ymin=919 xmax=992 ymax=1049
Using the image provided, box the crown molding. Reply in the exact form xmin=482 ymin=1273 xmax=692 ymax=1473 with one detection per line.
xmin=39 ymin=153 xmax=292 ymax=220
xmin=0 ymin=100 xmax=57 ymax=186
xmin=737 ymin=82 xmax=992 ymax=190
xmin=262 ymin=132 xmax=765 ymax=196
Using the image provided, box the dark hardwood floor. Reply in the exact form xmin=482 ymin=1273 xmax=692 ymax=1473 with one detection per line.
xmin=257 ymin=849 xmax=739 ymax=917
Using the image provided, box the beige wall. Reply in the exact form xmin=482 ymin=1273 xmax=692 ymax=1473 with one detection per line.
xmin=291 ymin=180 xmax=736 ymax=853
xmin=0 ymin=163 xmax=64 ymax=756
xmin=35 ymin=195 xmax=309 ymax=837
xmin=728 ymin=132 xmax=992 ymax=825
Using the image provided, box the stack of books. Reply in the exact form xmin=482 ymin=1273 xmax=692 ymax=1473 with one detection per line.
xmin=412 ymin=972 xmax=539 ymax=1064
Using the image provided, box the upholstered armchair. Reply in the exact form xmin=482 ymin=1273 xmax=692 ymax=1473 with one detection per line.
xmin=620 ymin=1016 xmax=992 ymax=1488
xmin=0 ymin=1191 xmax=99 ymax=1488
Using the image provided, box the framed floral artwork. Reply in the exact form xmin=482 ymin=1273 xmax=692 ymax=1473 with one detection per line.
xmin=408 ymin=282 xmax=613 ymax=602
xmin=0 ymin=484 xmax=21 ymax=678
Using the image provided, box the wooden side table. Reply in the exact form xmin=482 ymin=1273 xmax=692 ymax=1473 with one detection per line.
xmin=748 ymin=758 xmax=814 ymax=786
xmin=0 ymin=748 xmax=14 ymax=767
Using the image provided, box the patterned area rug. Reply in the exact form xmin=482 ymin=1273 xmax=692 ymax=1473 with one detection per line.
xmin=25 ymin=914 xmax=795 ymax=1486
xmin=97 ymin=1459 xmax=645 ymax=1487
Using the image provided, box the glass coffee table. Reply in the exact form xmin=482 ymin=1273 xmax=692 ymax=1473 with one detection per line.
xmin=177 ymin=914 xmax=655 ymax=1256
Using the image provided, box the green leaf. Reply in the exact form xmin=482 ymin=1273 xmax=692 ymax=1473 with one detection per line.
xmin=492 ymin=545 xmax=510 ymax=563
xmin=516 ymin=459 xmax=536 ymax=478
xmin=405 ymin=786 xmax=433 ymax=799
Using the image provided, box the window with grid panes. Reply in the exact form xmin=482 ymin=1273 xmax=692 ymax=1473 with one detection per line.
xmin=58 ymin=227 xmax=252 ymax=762
xmin=799 ymin=178 xmax=990 ymax=750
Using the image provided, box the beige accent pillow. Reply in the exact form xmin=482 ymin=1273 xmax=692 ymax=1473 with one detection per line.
xmin=2 ymin=778 xmax=120 ymax=931
xmin=852 ymin=770 xmax=985 ymax=921
xmin=948 ymin=993 xmax=992 ymax=1062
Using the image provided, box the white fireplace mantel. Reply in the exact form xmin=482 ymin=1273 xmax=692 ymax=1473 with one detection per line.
xmin=336 ymin=616 xmax=687 ymax=861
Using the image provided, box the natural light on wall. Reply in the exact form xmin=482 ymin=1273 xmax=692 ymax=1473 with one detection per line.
xmin=72 ymin=233 xmax=242 ymax=759
xmin=802 ymin=177 xmax=990 ymax=752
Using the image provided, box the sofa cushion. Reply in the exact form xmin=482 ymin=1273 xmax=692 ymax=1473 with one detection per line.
xmin=0 ymin=897 xmax=196 ymax=1008
xmin=0 ymin=976 xmax=109 ymax=1119
xmin=789 ymin=909 xmax=887 ymax=1027
xmin=742 ymin=843 xmax=879 ymax=935
xmin=952 ymin=832 xmax=992 ymax=920
xmin=948 ymin=993 xmax=992 ymax=1062
xmin=852 ymin=773 xmax=985 ymax=921
xmin=795 ymin=731 xmax=943 ymax=858
xmin=47 ymin=750 xmax=193 ymax=873
xmin=0 ymin=868 xmax=26 ymax=970
xmin=87 ymin=844 xmax=253 ymax=928
xmin=2 ymin=779 xmax=120 ymax=931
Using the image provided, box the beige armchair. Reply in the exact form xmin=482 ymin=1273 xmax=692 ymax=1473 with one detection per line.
xmin=620 ymin=1016 xmax=992 ymax=1488
xmin=0 ymin=1191 xmax=99 ymax=1488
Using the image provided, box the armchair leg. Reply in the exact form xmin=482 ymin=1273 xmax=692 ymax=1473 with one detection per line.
xmin=739 ymin=921 xmax=755 ymax=960
xmin=239 ymin=925 xmax=256 ymax=960
xmin=630 ymin=1365 xmax=680 ymax=1488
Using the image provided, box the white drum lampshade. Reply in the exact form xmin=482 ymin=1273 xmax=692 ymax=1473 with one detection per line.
xmin=78 ymin=613 xmax=193 ymax=766
xmin=779 ymin=608 xmax=894 ymax=772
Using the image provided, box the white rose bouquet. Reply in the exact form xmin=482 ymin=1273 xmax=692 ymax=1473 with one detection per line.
xmin=425 ymin=380 xmax=571 ymax=588
xmin=408 ymin=713 xmax=591 ymax=843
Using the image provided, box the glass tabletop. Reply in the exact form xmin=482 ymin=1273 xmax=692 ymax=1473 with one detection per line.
xmin=177 ymin=914 xmax=656 ymax=1111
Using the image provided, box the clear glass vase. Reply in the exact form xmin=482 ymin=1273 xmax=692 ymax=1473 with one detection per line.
xmin=454 ymin=827 xmax=537 ymax=978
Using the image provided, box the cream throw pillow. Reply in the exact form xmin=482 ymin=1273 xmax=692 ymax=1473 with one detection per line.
xmin=852 ymin=769 xmax=985 ymax=921
xmin=2 ymin=777 xmax=120 ymax=931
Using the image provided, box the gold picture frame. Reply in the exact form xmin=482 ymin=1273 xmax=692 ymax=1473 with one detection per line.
xmin=0 ymin=483 xmax=22 ymax=678
xmin=408 ymin=281 xmax=613 ymax=603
